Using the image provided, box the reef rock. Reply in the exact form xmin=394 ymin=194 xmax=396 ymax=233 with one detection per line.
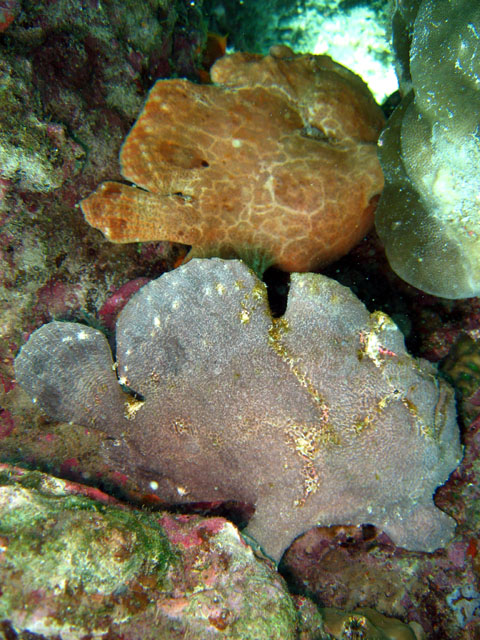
xmin=14 ymin=259 xmax=462 ymax=561
xmin=80 ymin=46 xmax=385 ymax=275
xmin=0 ymin=464 xmax=299 ymax=639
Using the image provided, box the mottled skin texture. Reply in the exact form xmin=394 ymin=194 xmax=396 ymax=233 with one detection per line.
xmin=14 ymin=259 xmax=461 ymax=562
xmin=80 ymin=47 xmax=385 ymax=274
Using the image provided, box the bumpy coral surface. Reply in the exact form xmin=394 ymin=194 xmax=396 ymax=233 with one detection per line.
xmin=376 ymin=0 xmax=480 ymax=298
xmin=81 ymin=46 xmax=385 ymax=274
xmin=14 ymin=259 xmax=462 ymax=562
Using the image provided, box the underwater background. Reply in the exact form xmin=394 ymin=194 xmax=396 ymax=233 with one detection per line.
xmin=1 ymin=1 xmax=480 ymax=638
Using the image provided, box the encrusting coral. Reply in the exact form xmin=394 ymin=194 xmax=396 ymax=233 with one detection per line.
xmin=14 ymin=259 xmax=462 ymax=562
xmin=80 ymin=45 xmax=385 ymax=275
xmin=376 ymin=0 xmax=480 ymax=298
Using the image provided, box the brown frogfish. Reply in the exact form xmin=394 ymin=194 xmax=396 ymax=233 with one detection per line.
xmin=80 ymin=46 xmax=385 ymax=275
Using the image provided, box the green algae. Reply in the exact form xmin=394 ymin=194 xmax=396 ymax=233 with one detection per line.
xmin=0 ymin=477 xmax=176 ymax=619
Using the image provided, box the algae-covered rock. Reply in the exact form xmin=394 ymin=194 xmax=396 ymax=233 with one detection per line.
xmin=0 ymin=464 xmax=300 ymax=639
xmin=0 ymin=57 xmax=84 ymax=192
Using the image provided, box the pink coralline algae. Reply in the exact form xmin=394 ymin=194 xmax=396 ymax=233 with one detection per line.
xmin=14 ymin=259 xmax=462 ymax=561
xmin=98 ymin=276 xmax=151 ymax=331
